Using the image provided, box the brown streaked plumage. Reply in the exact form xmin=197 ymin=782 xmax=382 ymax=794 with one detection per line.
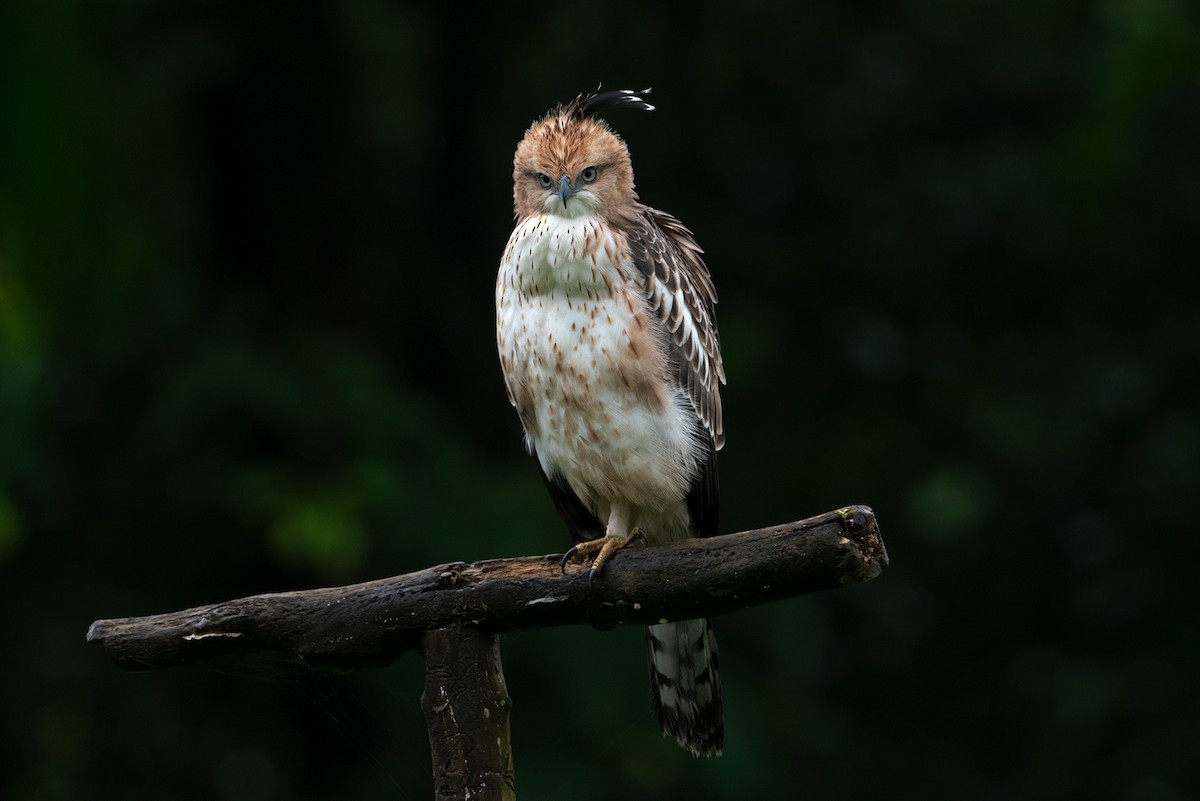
xmin=496 ymin=89 xmax=727 ymax=756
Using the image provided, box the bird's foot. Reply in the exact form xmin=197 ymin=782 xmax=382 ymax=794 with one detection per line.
xmin=560 ymin=528 xmax=646 ymax=580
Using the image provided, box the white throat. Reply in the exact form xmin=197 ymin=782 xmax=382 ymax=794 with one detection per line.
xmin=502 ymin=213 xmax=624 ymax=298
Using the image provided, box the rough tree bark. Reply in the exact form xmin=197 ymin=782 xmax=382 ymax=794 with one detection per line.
xmin=87 ymin=506 xmax=887 ymax=670
xmin=421 ymin=628 xmax=516 ymax=801
xmin=87 ymin=505 xmax=887 ymax=800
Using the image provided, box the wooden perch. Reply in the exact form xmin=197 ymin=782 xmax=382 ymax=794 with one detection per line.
xmin=87 ymin=506 xmax=887 ymax=670
xmin=88 ymin=505 xmax=886 ymax=800
xmin=421 ymin=628 xmax=516 ymax=800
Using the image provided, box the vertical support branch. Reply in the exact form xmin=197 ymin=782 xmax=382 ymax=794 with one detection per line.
xmin=419 ymin=627 xmax=516 ymax=801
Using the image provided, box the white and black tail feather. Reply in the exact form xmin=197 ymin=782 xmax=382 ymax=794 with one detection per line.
xmin=647 ymin=617 xmax=723 ymax=756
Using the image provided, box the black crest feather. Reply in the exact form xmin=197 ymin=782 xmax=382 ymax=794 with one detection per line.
xmin=571 ymin=87 xmax=655 ymax=119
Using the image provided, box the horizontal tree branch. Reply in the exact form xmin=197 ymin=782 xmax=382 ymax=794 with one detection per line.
xmin=87 ymin=505 xmax=887 ymax=671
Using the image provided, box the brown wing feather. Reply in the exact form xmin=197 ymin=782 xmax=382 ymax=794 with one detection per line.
xmin=624 ymin=207 xmax=726 ymax=450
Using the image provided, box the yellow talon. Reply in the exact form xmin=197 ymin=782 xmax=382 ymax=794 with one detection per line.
xmin=560 ymin=529 xmax=643 ymax=577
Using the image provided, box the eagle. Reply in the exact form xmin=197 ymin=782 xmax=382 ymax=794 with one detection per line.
xmin=496 ymin=88 xmax=726 ymax=756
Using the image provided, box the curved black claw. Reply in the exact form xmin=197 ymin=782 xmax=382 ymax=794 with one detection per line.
xmin=559 ymin=545 xmax=580 ymax=575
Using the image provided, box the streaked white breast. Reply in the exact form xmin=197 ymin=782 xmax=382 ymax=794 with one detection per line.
xmin=496 ymin=213 xmax=703 ymax=515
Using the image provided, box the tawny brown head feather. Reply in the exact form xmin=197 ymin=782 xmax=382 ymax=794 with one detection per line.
xmin=512 ymin=89 xmax=653 ymax=222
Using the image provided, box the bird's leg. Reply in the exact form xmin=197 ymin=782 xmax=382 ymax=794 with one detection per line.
xmin=560 ymin=507 xmax=645 ymax=579
xmin=560 ymin=528 xmax=645 ymax=578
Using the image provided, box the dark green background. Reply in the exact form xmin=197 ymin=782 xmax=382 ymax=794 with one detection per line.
xmin=2 ymin=1 xmax=1197 ymax=799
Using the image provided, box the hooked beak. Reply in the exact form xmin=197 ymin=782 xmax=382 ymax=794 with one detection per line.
xmin=557 ymin=174 xmax=575 ymax=206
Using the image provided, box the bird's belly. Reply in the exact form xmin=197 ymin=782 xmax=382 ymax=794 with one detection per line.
xmin=504 ymin=296 xmax=699 ymax=512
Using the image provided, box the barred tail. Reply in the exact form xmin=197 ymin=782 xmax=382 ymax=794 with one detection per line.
xmin=647 ymin=618 xmax=723 ymax=756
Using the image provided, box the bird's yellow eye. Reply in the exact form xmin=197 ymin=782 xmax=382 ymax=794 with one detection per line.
xmin=536 ymin=173 xmax=553 ymax=188
xmin=580 ymin=167 xmax=598 ymax=183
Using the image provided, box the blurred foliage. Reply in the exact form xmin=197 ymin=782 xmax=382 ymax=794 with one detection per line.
xmin=2 ymin=0 xmax=1198 ymax=799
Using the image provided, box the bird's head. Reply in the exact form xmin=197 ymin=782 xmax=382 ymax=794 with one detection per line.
xmin=512 ymin=88 xmax=654 ymax=221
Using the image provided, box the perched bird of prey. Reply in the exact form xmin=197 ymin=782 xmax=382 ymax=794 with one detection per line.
xmin=496 ymin=88 xmax=727 ymax=756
